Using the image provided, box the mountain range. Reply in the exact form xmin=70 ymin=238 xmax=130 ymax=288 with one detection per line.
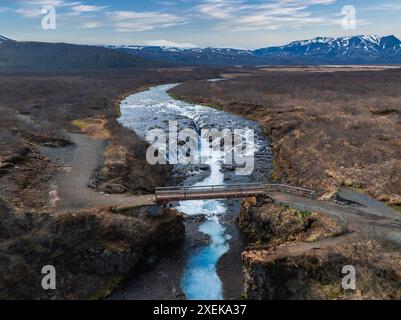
xmin=0 ymin=35 xmax=153 ymax=71
xmin=1 ymin=34 xmax=400 ymax=71
xmin=107 ymin=35 xmax=401 ymax=65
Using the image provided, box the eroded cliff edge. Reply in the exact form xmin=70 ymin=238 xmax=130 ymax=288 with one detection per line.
xmin=0 ymin=199 xmax=184 ymax=299
xmin=238 ymin=197 xmax=401 ymax=300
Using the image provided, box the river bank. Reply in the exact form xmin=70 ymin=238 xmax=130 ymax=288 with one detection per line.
xmin=169 ymin=71 xmax=401 ymax=300
xmin=109 ymin=83 xmax=272 ymax=300
xmin=0 ymin=69 xmax=224 ymax=300
xmin=169 ymin=69 xmax=401 ymax=206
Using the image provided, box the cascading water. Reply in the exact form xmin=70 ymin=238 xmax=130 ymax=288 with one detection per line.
xmin=117 ymin=83 xmax=271 ymax=300
xmin=177 ymin=133 xmax=230 ymax=300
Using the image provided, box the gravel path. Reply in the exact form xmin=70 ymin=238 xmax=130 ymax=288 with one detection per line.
xmin=269 ymin=192 xmax=401 ymax=245
xmin=42 ymin=133 xmax=154 ymax=211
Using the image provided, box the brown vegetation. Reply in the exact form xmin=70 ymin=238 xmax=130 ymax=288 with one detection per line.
xmin=0 ymin=68 xmax=219 ymax=299
xmin=0 ymin=200 xmax=184 ymax=300
xmin=237 ymin=197 xmax=345 ymax=246
xmin=172 ymin=67 xmax=401 ymax=300
xmin=243 ymin=238 xmax=401 ymax=300
xmin=170 ymin=68 xmax=401 ymax=205
xmin=0 ymin=68 xmax=220 ymax=207
xmin=238 ymin=196 xmax=401 ymax=300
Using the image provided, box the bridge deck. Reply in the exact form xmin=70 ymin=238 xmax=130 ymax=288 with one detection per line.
xmin=155 ymin=183 xmax=316 ymax=202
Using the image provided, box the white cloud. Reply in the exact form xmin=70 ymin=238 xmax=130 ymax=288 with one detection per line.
xmin=196 ymin=0 xmax=338 ymax=31
xmin=366 ymin=4 xmax=401 ymax=11
xmin=15 ymin=1 xmax=104 ymax=19
xmin=71 ymin=4 xmax=109 ymax=15
xmin=15 ymin=0 xmax=79 ymax=18
xmin=144 ymin=39 xmax=198 ymax=48
xmin=107 ymin=10 xmax=189 ymax=32
xmin=15 ymin=7 xmax=43 ymax=17
xmin=14 ymin=1 xmax=188 ymax=33
xmin=19 ymin=0 xmax=69 ymax=6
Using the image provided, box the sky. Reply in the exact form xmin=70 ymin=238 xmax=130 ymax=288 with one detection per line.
xmin=0 ymin=0 xmax=400 ymax=49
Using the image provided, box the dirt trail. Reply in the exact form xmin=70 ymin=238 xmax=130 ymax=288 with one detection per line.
xmin=242 ymin=191 xmax=401 ymax=265
xmin=244 ymin=233 xmax=359 ymax=265
xmin=42 ymin=133 xmax=154 ymax=211
xmin=269 ymin=191 xmax=401 ymax=247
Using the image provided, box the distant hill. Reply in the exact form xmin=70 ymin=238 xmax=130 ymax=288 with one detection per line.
xmin=0 ymin=35 xmax=15 ymax=44
xmin=108 ymin=35 xmax=401 ymax=65
xmin=0 ymin=36 xmax=156 ymax=71
xmin=254 ymin=35 xmax=401 ymax=64
xmin=105 ymin=45 xmax=259 ymax=66
xmin=105 ymin=45 xmax=260 ymax=66
xmin=1 ymin=34 xmax=400 ymax=70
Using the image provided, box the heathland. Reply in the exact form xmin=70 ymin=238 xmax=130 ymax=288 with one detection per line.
xmin=1 ymin=64 xmax=401 ymax=299
xmin=170 ymin=67 xmax=401 ymax=299
xmin=0 ymin=67 xmax=221 ymax=299
xmin=171 ymin=67 xmax=401 ymax=206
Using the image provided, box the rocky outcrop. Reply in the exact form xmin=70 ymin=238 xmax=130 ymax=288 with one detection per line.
xmin=242 ymin=240 xmax=401 ymax=300
xmin=237 ymin=197 xmax=363 ymax=300
xmin=97 ymin=128 xmax=174 ymax=195
xmin=0 ymin=199 xmax=184 ymax=300
xmin=0 ymin=148 xmax=59 ymax=210
xmin=237 ymin=197 xmax=401 ymax=300
xmin=0 ymin=146 xmax=31 ymax=176
xmin=237 ymin=197 xmax=344 ymax=245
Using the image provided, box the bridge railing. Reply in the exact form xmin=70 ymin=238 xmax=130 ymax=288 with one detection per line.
xmin=156 ymin=183 xmax=264 ymax=192
xmin=265 ymin=184 xmax=317 ymax=199
xmin=155 ymin=183 xmax=266 ymax=202
xmin=155 ymin=183 xmax=316 ymax=202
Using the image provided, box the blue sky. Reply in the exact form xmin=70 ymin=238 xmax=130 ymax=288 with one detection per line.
xmin=0 ymin=0 xmax=401 ymax=48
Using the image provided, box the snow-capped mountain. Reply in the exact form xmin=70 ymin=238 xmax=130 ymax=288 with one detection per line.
xmin=0 ymin=35 xmax=13 ymax=43
xmin=254 ymin=35 xmax=401 ymax=60
xmin=1 ymin=34 xmax=400 ymax=67
xmin=108 ymin=35 xmax=401 ymax=65
xmin=106 ymin=45 xmax=255 ymax=65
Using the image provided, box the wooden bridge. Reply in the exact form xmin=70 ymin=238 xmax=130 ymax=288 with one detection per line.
xmin=155 ymin=183 xmax=316 ymax=203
